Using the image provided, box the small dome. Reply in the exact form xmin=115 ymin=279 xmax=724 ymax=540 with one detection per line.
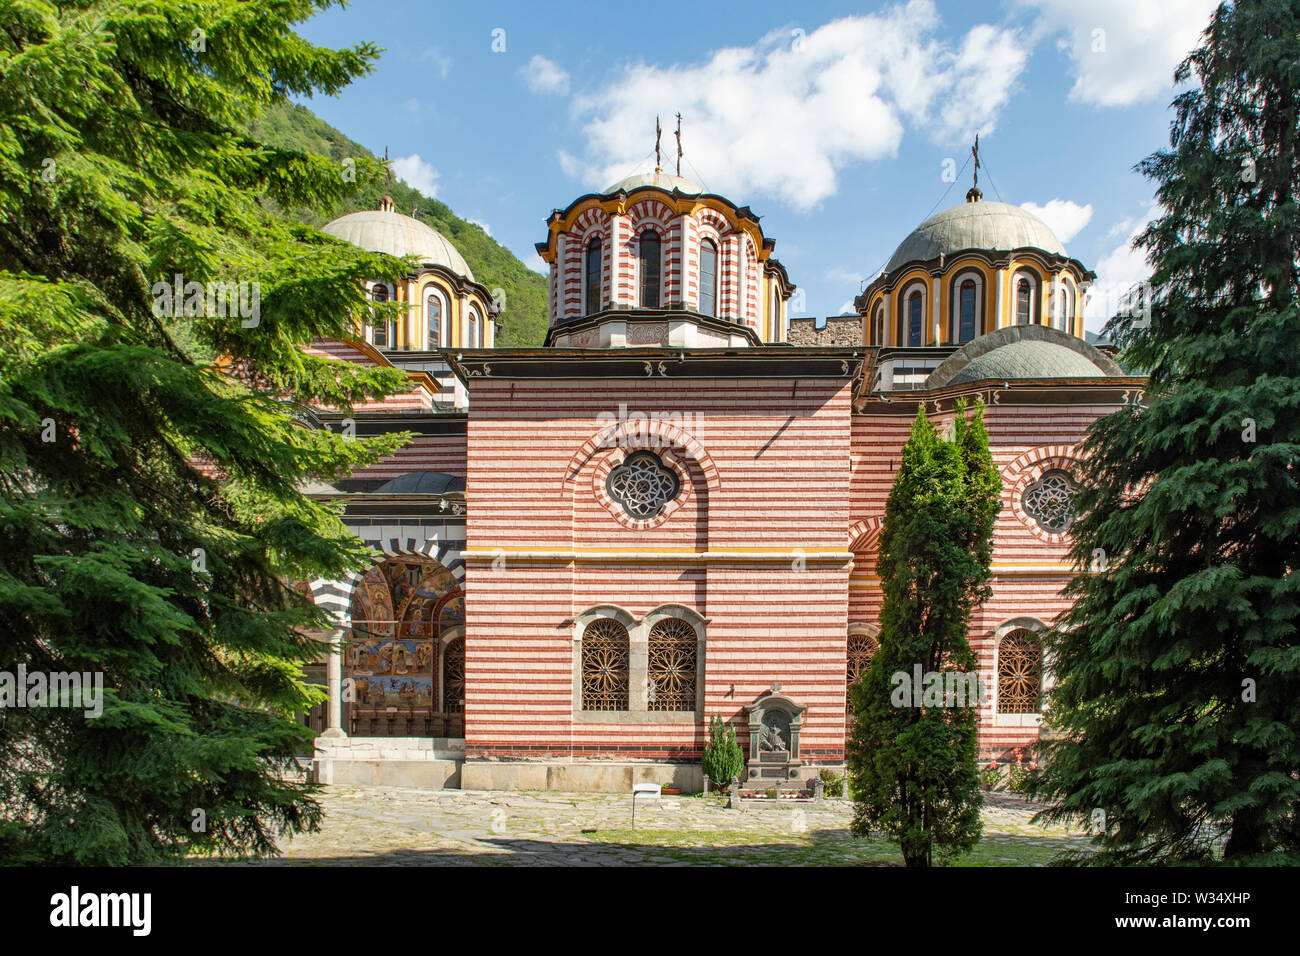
xmin=322 ymin=209 xmax=474 ymax=282
xmin=372 ymin=471 xmax=465 ymax=495
xmin=886 ymin=201 xmax=1066 ymax=274
xmin=604 ymin=171 xmax=704 ymax=195
xmin=925 ymin=325 xmax=1125 ymax=389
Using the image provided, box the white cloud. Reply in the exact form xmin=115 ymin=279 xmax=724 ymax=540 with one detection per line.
xmin=1020 ymin=199 xmax=1093 ymax=244
xmin=1084 ymin=201 xmax=1160 ymax=332
xmin=565 ymin=0 xmax=1028 ymax=210
xmin=520 ymin=55 xmax=571 ymax=96
xmin=1019 ymin=0 xmax=1220 ymax=107
xmin=466 ymin=218 xmax=492 ymax=237
xmin=837 ymin=299 xmax=857 ymax=316
xmin=524 ymin=253 xmax=549 ymax=276
xmin=391 ymin=154 xmax=439 ymax=197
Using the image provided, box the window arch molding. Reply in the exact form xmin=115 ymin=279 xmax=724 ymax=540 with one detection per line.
xmin=466 ymin=304 xmax=482 ymax=348
xmin=572 ymin=604 xmax=706 ymax=721
xmin=1049 ymin=276 xmax=1075 ymax=333
xmin=636 ymin=226 xmax=665 ymax=309
xmin=948 ymin=269 xmax=984 ymax=344
xmin=697 ymin=233 xmax=721 ymax=317
xmin=420 ymin=283 xmax=450 ymax=350
xmin=1012 ymin=269 xmax=1041 ymax=326
xmin=895 ymin=279 xmax=927 ymax=346
xmin=367 ymin=281 xmax=397 ymax=349
xmin=583 ymin=232 xmax=605 ymax=316
xmin=991 ymin=617 xmax=1050 ymax=727
xmin=872 ymin=304 xmax=885 ymax=346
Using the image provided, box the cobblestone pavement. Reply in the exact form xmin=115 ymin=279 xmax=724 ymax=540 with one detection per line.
xmin=211 ymin=787 xmax=1091 ymax=866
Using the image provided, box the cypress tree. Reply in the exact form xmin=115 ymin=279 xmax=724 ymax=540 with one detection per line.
xmin=1033 ymin=0 xmax=1300 ymax=864
xmin=0 ymin=0 xmax=415 ymax=863
xmin=847 ymin=400 xmax=1000 ymax=866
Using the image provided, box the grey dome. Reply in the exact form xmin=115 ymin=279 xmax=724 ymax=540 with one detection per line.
xmin=605 ymin=172 xmax=703 ymax=195
xmin=886 ymin=201 xmax=1066 ymax=273
xmin=925 ymin=325 xmax=1125 ymax=389
xmin=322 ymin=209 xmax=474 ymax=282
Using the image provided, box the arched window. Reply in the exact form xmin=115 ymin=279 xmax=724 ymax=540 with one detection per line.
xmin=647 ymin=618 xmax=697 ymax=712
xmin=896 ymin=283 xmax=926 ymax=346
xmin=846 ymin=627 xmax=880 ymax=716
xmin=907 ymin=289 xmax=923 ymax=345
xmin=467 ymin=307 xmax=479 ymax=347
xmin=585 ymin=236 xmax=602 ymax=316
xmin=425 ymin=291 xmax=442 ymax=349
xmin=370 ymin=283 xmax=392 ymax=348
xmin=958 ymin=279 xmax=978 ymax=343
xmin=1014 ymin=272 xmax=1039 ymax=325
xmin=699 ymin=238 xmax=718 ymax=317
xmin=873 ymin=306 xmax=884 ymax=346
xmin=997 ymin=629 xmax=1043 ymax=714
xmin=770 ymin=285 xmax=781 ymax=340
xmin=1052 ymin=280 xmax=1073 ymax=332
xmin=581 ymin=618 xmax=630 ymax=711
xmin=639 ymin=229 xmax=661 ymax=308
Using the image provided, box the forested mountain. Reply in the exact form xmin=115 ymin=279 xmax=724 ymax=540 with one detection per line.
xmin=249 ymin=103 xmax=549 ymax=346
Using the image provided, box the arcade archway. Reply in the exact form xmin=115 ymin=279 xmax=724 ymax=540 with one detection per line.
xmin=345 ymin=556 xmax=466 ymax=738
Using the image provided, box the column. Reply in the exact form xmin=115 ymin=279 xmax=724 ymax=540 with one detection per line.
xmin=407 ymin=279 xmax=418 ymax=349
xmin=993 ymin=268 xmax=1006 ymax=330
xmin=931 ymin=276 xmax=941 ymax=344
xmin=322 ymin=627 xmax=346 ymax=738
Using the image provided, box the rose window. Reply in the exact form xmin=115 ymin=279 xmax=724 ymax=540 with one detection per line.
xmin=606 ymin=451 xmax=679 ymax=520
xmin=1022 ymin=469 xmax=1079 ymax=533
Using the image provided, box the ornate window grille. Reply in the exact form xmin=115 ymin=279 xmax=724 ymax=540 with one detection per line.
xmin=606 ymin=451 xmax=679 ymax=520
xmin=1023 ymin=468 xmax=1079 ymax=533
xmin=443 ymin=636 xmax=465 ymax=714
xmin=581 ymin=618 xmax=630 ymax=711
xmin=846 ymin=630 xmax=879 ymax=715
xmin=647 ymin=618 xmax=697 ymax=711
xmin=997 ymin=629 xmax=1043 ymax=714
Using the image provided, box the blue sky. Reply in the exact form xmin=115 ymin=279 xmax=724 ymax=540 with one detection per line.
xmin=295 ymin=0 xmax=1222 ymax=332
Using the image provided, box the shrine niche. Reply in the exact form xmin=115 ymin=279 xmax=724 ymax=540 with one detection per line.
xmin=345 ymin=557 xmax=466 ymax=738
xmin=740 ymin=691 xmax=809 ymax=793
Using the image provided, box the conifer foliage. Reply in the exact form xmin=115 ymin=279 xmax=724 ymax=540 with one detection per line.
xmin=0 ymin=0 xmax=416 ymax=863
xmin=847 ymin=401 xmax=1000 ymax=866
xmin=1033 ymin=0 xmax=1300 ymax=864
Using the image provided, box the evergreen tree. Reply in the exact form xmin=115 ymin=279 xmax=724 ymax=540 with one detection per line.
xmin=1033 ymin=0 xmax=1300 ymax=865
xmin=0 ymin=0 xmax=416 ymax=863
xmin=847 ymin=401 xmax=1000 ymax=866
xmin=701 ymin=714 xmax=743 ymax=787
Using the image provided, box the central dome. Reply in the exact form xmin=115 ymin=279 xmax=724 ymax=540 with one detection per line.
xmin=322 ymin=208 xmax=474 ymax=282
xmin=885 ymin=201 xmax=1066 ymax=273
xmin=604 ymin=171 xmax=704 ymax=195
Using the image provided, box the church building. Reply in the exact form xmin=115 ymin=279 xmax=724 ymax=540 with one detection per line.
xmin=300 ymin=161 xmax=1144 ymax=792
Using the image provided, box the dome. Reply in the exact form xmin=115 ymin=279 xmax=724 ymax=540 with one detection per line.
xmin=322 ymin=209 xmax=474 ymax=282
xmin=604 ymin=171 xmax=704 ymax=195
xmin=372 ymin=471 xmax=465 ymax=495
xmin=925 ymin=325 xmax=1125 ymax=389
xmin=885 ymin=201 xmax=1066 ymax=273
